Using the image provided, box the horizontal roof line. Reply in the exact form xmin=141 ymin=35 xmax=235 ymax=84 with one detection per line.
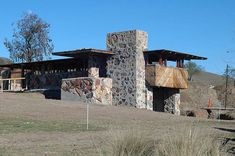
xmin=144 ymin=49 xmax=207 ymax=60
xmin=52 ymin=48 xmax=114 ymax=57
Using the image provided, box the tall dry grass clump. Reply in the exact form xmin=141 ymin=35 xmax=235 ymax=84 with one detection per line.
xmin=155 ymin=128 xmax=221 ymax=156
xmin=109 ymin=130 xmax=155 ymax=156
xmin=102 ymin=127 xmax=223 ymax=156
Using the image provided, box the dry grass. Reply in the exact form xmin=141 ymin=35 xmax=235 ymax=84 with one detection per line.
xmin=0 ymin=93 xmax=234 ymax=155
xmin=108 ymin=130 xmax=155 ymax=156
xmin=155 ymin=127 xmax=221 ymax=156
xmin=100 ymin=127 xmax=223 ymax=156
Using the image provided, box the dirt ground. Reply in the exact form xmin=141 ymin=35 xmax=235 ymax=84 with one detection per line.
xmin=0 ymin=92 xmax=234 ymax=155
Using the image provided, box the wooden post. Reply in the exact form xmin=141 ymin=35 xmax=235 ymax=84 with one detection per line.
xmin=8 ymin=80 xmax=11 ymax=91
xmin=159 ymin=58 xmax=163 ymax=65
xmin=180 ymin=60 xmax=183 ymax=68
xmin=164 ymin=59 xmax=167 ymax=66
xmin=87 ymin=102 xmax=89 ymax=130
xmin=225 ymin=64 xmax=229 ymax=109
xmin=176 ymin=60 xmax=179 ymax=67
xmin=144 ymin=55 xmax=149 ymax=65
xmin=0 ymin=80 xmax=3 ymax=93
xmin=13 ymin=80 xmax=16 ymax=91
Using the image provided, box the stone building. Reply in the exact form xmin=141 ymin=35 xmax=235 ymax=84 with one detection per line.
xmin=0 ymin=30 xmax=207 ymax=115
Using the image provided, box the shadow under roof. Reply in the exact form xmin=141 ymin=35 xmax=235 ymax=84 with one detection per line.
xmin=52 ymin=48 xmax=114 ymax=58
xmin=144 ymin=49 xmax=207 ymax=61
xmin=0 ymin=58 xmax=82 ymax=69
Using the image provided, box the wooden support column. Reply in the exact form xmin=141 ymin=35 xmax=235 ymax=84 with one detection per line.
xmin=8 ymin=80 xmax=11 ymax=90
xmin=164 ymin=59 xmax=167 ymax=66
xmin=41 ymin=64 xmax=45 ymax=75
xmin=13 ymin=79 xmax=16 ymax=91
xmin=181 ymin=60 xmax=184 ymax=68
xmin=176 ymin=60 xmax=179 ymax=67
xmin=159 ymin=57 xmax=163 ymax=65
xmin=21 ymin=66 xmax=25 ymax=89
xmin=0 ymin=80 xmax=3 ymax=93
xmin=144 ymin=55 xmax=150 ymax=65
xmin=179 ymin=60 xmax=182 ymax=68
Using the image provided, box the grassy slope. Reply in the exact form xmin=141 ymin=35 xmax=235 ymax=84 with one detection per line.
xmin=192 ymin=71 xmax=224 ymax=86
xmin=0 ymin=93 xmax=234 ymax=155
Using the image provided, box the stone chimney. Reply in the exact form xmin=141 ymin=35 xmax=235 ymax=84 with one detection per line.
xmin=106 ymin=30 xmax=148 ymax=108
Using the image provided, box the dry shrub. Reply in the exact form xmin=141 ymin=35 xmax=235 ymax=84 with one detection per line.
xmin=186 ymin=110 xmax=196 ymax=117
xmin=180 ymin=110 xmax=196 ymax=117
xmin=217 ymin=112 xmax=235 ymax=120
xmin=155 ymin=128 xmax=221 ymax=156
xmin=102 ymin=127 xmax=223 ymax=156
xmin=108 ymin=130 xmax=156 ymax=156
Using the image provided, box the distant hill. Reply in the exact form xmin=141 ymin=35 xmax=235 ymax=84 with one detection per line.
xmin=0 ymin=57 xmax=12 ymax=65
xmin=181 ymin=71 xmax=234 ymax=118
xmin=191 ymin=71 xmax=225 ymax=86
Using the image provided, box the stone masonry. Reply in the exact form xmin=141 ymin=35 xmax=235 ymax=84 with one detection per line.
xmin=146 ymin=86 xmax=153 ymax=110
xmin=61 ymin=55 xmax=111 ymax=105
xmin=61 ymin=77 xmax=112 ymax=105
xmin=107 ymin=30 xmax=148 ymax=108
xmin=164 ymin=89 xmax=180 ymax=115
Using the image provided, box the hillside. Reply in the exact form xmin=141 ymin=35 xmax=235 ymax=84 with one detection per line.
xmin=0 ymin=92 xmax=234 ymax=155
xmin=0 ymin=57 xmax=12 ymax=65
xmin=192 ymin=71 xmax=225 ymax=86
xmin=181 ymin=71 xmax=234 ymax=117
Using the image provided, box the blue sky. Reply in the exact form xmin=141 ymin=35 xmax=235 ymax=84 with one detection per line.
xmin=1 ymin=0 xmax=235 ymax=74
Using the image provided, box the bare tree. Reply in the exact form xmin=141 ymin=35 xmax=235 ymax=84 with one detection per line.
xmin=184 ymin=61 xmax=203 ymax=81
xmin=227 ymin=66 xmax=235 ymax=79
xmin=225 ymin=65 xmax=235 ymax=86
xmin=4 ymin=12 xmax=53 ymax=63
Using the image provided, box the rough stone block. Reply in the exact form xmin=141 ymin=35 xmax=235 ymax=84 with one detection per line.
xmin=61 ymin=77 xmax=112 ymax=105
xmin=107 ymin=30 xmax=148 ymax=108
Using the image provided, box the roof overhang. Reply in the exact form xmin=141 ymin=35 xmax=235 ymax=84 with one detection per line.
xmin=52 ymin=48 xmax=114 ymax=58
xmin=0 ymin=58 xmax=81 ymax=69
xmin=144 ymin=49 xmax=207 ymax=61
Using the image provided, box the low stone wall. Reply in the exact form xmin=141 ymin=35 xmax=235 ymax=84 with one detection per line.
xmin=61 ymin=77 xmax=112 ymax=105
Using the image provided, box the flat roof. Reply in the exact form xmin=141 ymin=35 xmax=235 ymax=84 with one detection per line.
xmin=144 ymin=49 xmax=207 ymax=61
xmin=0 ymin=58 xmax=82 ymax=69
xmin=52 ymin=48 xmax=114 ymax=57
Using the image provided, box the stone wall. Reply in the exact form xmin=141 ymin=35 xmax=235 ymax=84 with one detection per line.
xmin=163 ymin=88 xmax=180 ymax=115
xmin=152 ymin=87 xmax=180 ymax=115
xmin=106 ymin=30 xmax=148 ymax=108
xmin=61 ymin=77 xmax=112 ymax=105
xmin=174 ymin=93 xmax=180 ymax=115
xmin=146 ymin=86 xmax=153 ymax=110
xmin=136 ymin=31 xmax=149 ymax=108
